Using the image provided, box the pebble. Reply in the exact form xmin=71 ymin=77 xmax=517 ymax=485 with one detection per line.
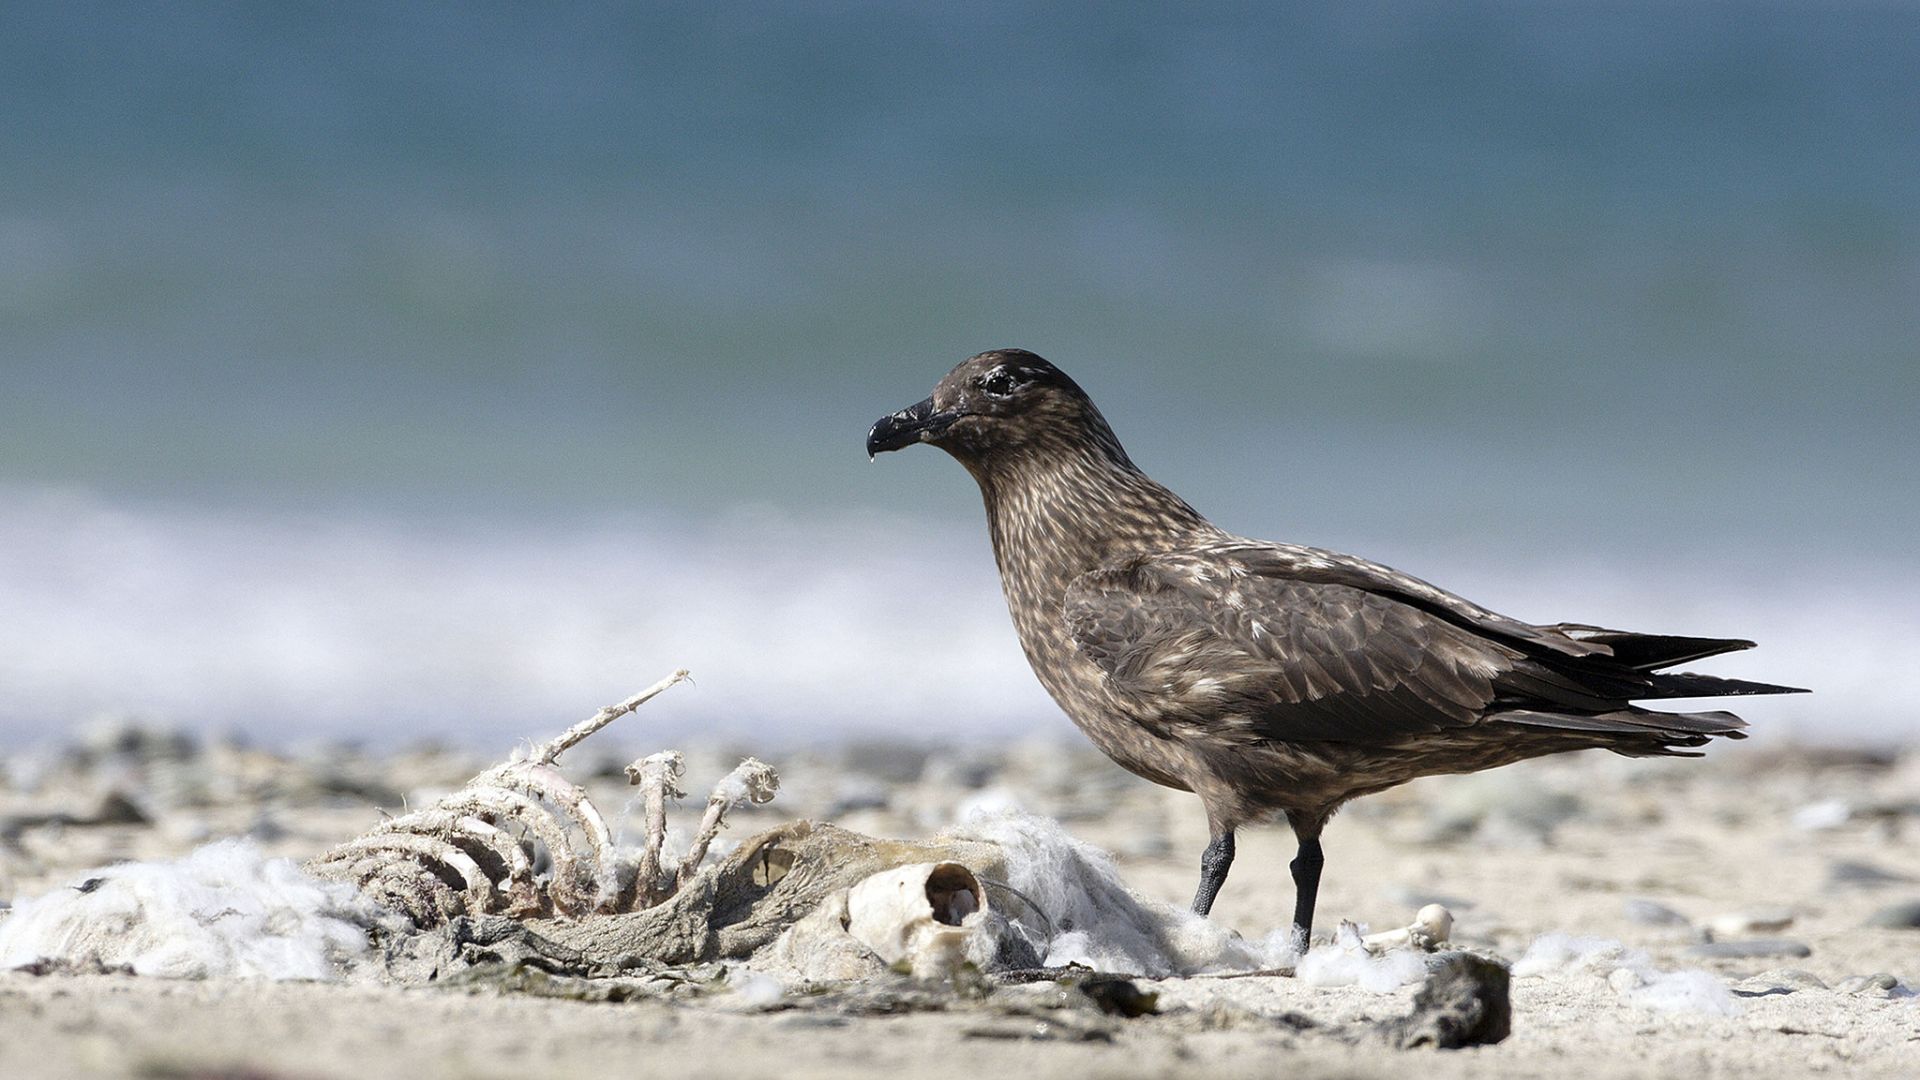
xmin=1790 ymin=799 xmax=1852 ymax=831
xmin=247 ymin=812 xmax=288 ymax=841
xmin=1686 ymin=939 xmax=1812 ymax=960
xmin=1705 ymin=909 xmax=1795 ymax=937
xmin=1832 ymin=973 xmax=1902 ymax=998
xmin=723 ymin=971 xmax=786 ymax=1010
xmin=1623 ymin=898 xmax=1691 ymax=927
xmin=86 ymin=790 xmax=152 ymax=827
xmin=1734 ymin=968 xmax=1828 ymax=994
xmin=1863 ymin=900 xmax=1920 ymax=929
xmin=1826 ymin=860 xmax=1912 ymax=888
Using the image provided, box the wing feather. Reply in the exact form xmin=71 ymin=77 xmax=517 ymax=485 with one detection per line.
xmin=1063 ymin=552 xmax=1513 ymax=745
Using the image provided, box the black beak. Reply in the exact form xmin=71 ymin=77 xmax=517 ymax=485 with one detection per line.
xmin=866 ymin=397 xmax=950 ymax=458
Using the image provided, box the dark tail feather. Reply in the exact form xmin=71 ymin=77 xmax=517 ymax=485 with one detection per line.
xmin=1544 ymin=624 xmax=1758 ymax=670
xmin=1639 ymin=671 xmax=1810 ymax=699
xmin=1500 ymin=658 xmax=1808 ymax=709
xmin=1495 ymin=705 xmax=1748 ymax=757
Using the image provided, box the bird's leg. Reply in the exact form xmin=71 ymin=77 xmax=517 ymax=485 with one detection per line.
xmin=1190 ymin=830 xmax=1235 ymax=916
xmin=1287 ymin=833 xmax=1325 ymax=953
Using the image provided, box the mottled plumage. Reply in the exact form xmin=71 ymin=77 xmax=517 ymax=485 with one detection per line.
xmin=868 ymin=349 xmax=1804 ymax=943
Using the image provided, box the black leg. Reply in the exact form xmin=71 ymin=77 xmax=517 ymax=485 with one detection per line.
xmin=1190 ymin=831 xmax=1235 ymax=916
xmin=1288 ymin=835 xmax=1325 ymax=950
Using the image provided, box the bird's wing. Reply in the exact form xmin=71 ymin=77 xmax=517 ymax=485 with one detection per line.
xmin=1203 ymin=540 xmax=1611 ymax=659
xmin=1062 ymin=550 xmax=1523 ymax=745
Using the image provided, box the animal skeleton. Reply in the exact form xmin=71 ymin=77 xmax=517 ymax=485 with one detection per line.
xmin=309 ymin=670 xmax=778 ymax=925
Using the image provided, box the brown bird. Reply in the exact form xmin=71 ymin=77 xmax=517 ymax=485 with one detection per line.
xmin=868 ymin=349 xmax=1805 ymax=947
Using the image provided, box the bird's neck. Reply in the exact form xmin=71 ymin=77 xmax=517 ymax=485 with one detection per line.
xmin=972 ymin=444 xmax=1220 ymax=598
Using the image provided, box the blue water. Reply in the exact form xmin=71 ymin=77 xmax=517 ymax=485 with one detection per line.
xmin=2 ymin=3 xmax=1915 ymax=746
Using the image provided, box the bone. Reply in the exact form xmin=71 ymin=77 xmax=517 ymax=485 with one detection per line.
xmin=843 ymin=861 xmax=987 ymax=981
xmin=676 ymin=758 xmax=780 ymax=887
xmin=626 ymin=751 xmax=687 ymax=906
xmin=370 ymin=810 xmax=542 ymax=917
xmin=315 ymin=833 xmax=497 ymax=910
xmin=307 ymin=671 xmax=776 ymax=925
xmin=481 ymin=761 xmax=623 ymax=912
xmin=438 ymin=785 xmax=594 ymax=913
xmin=1361 ymin=903 xmax=1454 ymax=954
xmin=358 ymin=862 xmax=463 ymax=922
xmin=527 ymin=669 xmax=690 ymax=766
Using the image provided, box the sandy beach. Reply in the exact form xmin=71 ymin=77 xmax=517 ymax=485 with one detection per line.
xmin=2 ymin=722 xmax=1915 ymax=1079
xmin=7 ymin=6 xmax=1917 ymax=1078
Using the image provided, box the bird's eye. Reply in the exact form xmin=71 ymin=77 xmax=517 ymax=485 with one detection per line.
xmin=979 ymin=369 xmax=1019 ymax=397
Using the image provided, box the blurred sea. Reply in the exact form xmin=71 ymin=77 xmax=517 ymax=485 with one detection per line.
xmin=2 ymin=3 xmax=1915 ymax=746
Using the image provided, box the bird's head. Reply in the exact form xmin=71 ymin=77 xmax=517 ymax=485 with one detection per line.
xmin=866 ymin=349 xmax=1122 ymax=467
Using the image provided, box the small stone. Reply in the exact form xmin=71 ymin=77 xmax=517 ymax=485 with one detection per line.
xmin=1735 ymin=969 xmax=1828 ymax=994
xmin=1864 ymin=901 xmax=1920 ymax=929
xmin=1687 ymin=939 xmax=1812 ymax=960
xmin=1608 ymin=967 xmax=1646 ymax=994
xmin=83 ymin=790 xmax=152 ymax=827
xmin=1623 ymin=898 xmax=1691 ymax=927
xmin=1826 ymin=860 xmax=1912 ymax=888
xmin=1073 ymin=974 xmax=1159 ymax=1018
xmin=1791 ymin=799 xmax=1852 ymax=831
xmin=1833 ymin=973 xmax=1901 ymax=997
xmin=723 ymin=971 xmax=786 ymax=1010
xmin=1705 ymin=909 xmax=1795 ymax=937
xmin=1378 ymin=953 xmax=1511 ymax=1050
xmin=248 ymin=813 xmax=289 ymax=841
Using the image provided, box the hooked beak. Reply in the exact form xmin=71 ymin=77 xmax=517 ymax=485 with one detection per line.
xmin=866 ymin=397 xmax=954 ymax=458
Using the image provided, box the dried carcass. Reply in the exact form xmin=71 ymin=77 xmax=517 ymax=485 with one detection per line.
xmin=309 ymin=670 xmax=777 ymax=926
